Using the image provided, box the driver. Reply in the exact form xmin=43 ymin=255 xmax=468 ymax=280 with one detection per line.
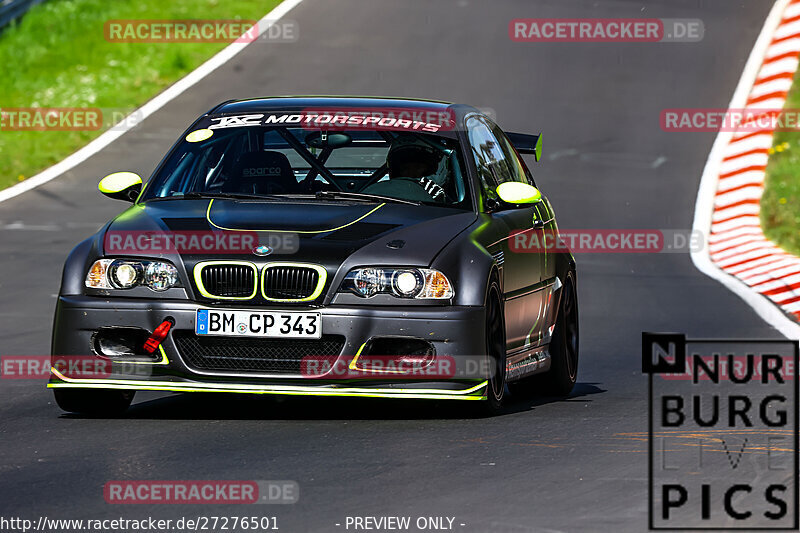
xmin=386 ymin=135 xmax=447 ymax=201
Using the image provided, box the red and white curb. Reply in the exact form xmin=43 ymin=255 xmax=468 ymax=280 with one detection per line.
xmin=692 ymin=0 xmax=800 ymax=338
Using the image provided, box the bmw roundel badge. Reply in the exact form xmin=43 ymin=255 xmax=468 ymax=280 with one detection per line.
xmin=253 ymin=245 xmax=273 ymax=257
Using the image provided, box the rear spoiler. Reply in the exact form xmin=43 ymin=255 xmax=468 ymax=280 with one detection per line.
xmin=506 ymin=132 xmax=542 ymax=162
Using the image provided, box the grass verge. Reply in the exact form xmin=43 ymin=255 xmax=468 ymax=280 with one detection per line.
xmin=0 ymin=0 xmax=280 ymax=191
xmin=761 ymin=65 xmax=800 ymax=255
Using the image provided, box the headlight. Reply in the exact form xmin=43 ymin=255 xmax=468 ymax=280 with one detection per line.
xmin=109 ymin=260 xmax=142 ymax=289
xmin=392 ymin=270 xmax=423 ymax=297
xmin=352 ymin=267 xmax=385 ymax=297
xmin=144 ymin=261 xmax=179 ymax=291
xmin=340 ymin=268 xmax=453 ymax=299
xmin=85 ymin=259 xmax=179 ymax=291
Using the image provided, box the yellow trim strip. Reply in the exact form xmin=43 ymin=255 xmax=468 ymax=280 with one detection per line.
xmin=118 ymin=345 xmax=169 ymax=365
xmin=72 ymin=344 xmax=169 ymax=367
xmin=193 ymin=261 xmax=259 ymax=300
xmin=48 ymin=367 xmax=487 ymax=400
xmin=260 ymin=262 xmax=327 ymax=302
xmin=348 ymin=342 xmax=368 ymax=371
xmin=206 ymin=200 xmax=385 ymax=234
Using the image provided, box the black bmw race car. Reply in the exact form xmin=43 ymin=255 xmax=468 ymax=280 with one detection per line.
xmin=49 ymin=96 xmax=578 ymax=415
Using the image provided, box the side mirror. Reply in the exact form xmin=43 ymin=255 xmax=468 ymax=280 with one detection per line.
xmin=99 ymin=172 xmax=142 ymax=202
xmin=495 ymin=182 xmax=542 ymax=205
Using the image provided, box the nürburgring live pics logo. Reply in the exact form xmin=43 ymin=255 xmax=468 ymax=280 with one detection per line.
xmin=643 ymin=333 xmax=798 ymax=530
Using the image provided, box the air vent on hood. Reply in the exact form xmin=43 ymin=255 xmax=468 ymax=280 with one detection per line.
xmin=161 ymin=218 xmax=213 ymax=231
xmin=322 ymin=222 xmax=400 ymax=241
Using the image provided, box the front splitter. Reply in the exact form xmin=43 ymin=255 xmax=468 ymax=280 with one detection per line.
xmin=48 ymin=367 xmax=488 ymax=400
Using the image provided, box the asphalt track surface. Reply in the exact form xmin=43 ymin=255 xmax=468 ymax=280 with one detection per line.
xmin=0 ymin=1 xmax=787 ymax=531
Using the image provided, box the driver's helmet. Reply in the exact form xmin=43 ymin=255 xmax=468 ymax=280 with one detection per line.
xmin=386 ymin=135 xmax=443 ymax=179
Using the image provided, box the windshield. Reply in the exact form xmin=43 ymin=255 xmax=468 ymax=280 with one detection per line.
xmin=140 ymin=115 xmax=470 ymax=209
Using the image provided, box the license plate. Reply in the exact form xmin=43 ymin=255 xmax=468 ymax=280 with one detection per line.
xmin=195 ymin=309 xmax=321 ymax=339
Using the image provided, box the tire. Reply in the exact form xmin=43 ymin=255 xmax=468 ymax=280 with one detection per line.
xmin=544 ymin=270 xmax=579 ymax=396
xmin=477 ymin=280 xmax=507 ymax=414
xmin=53 ymin=388 xmax=135 ymax=416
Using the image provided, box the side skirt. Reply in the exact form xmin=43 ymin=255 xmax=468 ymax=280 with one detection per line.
xmin=505 ymin=344 xmax=551 ymax=382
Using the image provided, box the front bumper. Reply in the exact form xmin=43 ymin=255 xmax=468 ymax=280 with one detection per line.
xmin=49 ymin=296 xmax=488 ymax=400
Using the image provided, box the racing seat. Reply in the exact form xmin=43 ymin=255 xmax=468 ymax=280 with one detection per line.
xmin=222 ymin=151 xmax=297 ymax=194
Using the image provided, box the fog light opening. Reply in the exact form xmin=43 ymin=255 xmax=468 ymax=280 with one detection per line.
xmin=357 ymin=337 xmax=436 ymax=373
xmin=92 ymin=327 xmax=150 ymax=358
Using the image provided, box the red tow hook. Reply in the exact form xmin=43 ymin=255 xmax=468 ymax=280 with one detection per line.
xmin=143 ymin=319 xmax=174 ymax=354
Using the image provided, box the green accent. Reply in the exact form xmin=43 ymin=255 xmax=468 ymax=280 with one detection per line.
xmin=98 ymin=172 xmax=142 ymax=194
xmin=496 ymin=182 xmax=542 ymax=205
xmin=260 ymin=262 xmax=328 ymax=302
xmin=193 ymin=261 xmax=258 ymax=300
xmin=123 ymin=345 xmax=170 ymax=365
xmin=534 ymin=134 xmax=543 ymax=162
xmin=48 ymin=367 xmax=488 ymax=400
xmin=185 ymin=128 xmax=213 ymax=143
xmin=348 ymin=341 xmax=369 ymax=370
xmin=206 ymin=199 xmax=385 ymax=233
xmin=156 ymin=345 xmax=169 ymax=365
xmin=103 ymin=345 xmax=169 ymax=365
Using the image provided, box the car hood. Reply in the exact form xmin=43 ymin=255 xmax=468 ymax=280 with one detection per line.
xmin=103 ymin=199 xmax=476 ymax=268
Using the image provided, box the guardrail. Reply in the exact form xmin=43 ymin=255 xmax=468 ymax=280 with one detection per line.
xmin=0 ymin=0 xmax=47 ymax=31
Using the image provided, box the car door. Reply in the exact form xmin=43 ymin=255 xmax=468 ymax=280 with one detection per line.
xmin=465 ymin=115 xmax=546 ymax=353
xmin=494 ymin=126 xmax=561 ymax=345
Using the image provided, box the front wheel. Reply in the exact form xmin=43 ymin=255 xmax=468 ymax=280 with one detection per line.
xmin=477 ymin=280 xmax=507 ymax=414
xmin=53 ymin=388 xmax=134 ymax=416
xmin=545 ymin=270 xmax=579 ymax=396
